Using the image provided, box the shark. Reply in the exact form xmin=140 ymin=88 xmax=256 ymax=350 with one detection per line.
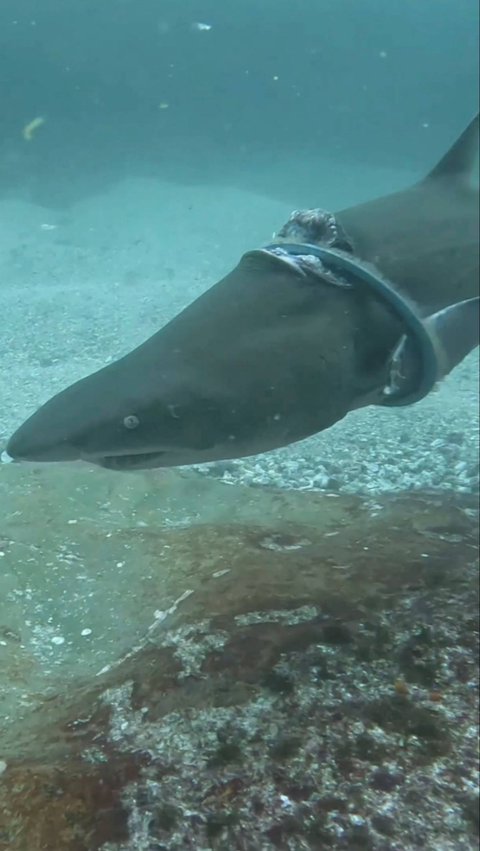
xmin=6 ymin=114 xmax=479 ymax=471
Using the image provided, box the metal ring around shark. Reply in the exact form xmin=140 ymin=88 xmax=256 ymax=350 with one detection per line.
xmin=263 ymin=241 xmax=440 ymax=407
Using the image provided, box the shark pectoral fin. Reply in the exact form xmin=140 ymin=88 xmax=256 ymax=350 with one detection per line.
xmin=380 ymin=297 xmax=479 ymax=407
xmin=425 ymin=296 xmax=480 ymax=377
xmin=390 ymin=297 xmax=479 ymax=401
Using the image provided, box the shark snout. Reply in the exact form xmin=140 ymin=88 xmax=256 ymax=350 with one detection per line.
xmin=6 ymin=417 xmax=81 ymax=463
xmin=5 ymin=362 xmax=223 ymax=469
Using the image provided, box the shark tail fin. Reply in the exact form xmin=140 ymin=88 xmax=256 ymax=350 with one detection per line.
xmin=425 ymin=113 xmax=479 ymax=184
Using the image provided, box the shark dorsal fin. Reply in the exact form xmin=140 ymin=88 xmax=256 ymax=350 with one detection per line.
xmin=425 ymin=112 xmax=479 ymax=184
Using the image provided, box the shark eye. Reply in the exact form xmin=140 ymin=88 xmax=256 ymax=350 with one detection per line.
xmin=123 ymin=414 xmax=140 ymax=430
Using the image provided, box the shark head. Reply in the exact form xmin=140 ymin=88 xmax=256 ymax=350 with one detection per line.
xmin=7 ymin=249 xmax=391 ymax=470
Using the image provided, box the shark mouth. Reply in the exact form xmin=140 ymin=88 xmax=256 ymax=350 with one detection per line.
xmin=94 ymin=451 xmax=167 ymax=471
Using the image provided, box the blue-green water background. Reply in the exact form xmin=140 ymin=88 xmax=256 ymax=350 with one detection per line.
xmin=1 ymin=0 xmax=478 ymax=206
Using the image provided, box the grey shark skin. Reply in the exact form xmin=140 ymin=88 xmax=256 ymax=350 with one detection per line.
xmin=6 ymin=114 xmax=480 ymax=471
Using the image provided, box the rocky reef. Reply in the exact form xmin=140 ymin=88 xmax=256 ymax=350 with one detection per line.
xmin=0 ymin=465 xmax=478 ymax=850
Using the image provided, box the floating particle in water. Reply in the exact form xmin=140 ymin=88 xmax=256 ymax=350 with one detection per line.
xmin=81 ymin=628 xmax=93 ymax=637
xmin=157 ymin=19 xmax=170 ymax=35
xmin=51 ymin=635 xmax=65 ymax=645
xmin=192 ymin=21 xmax=212 ymax=31
xmin=22 ymin=116 xmax=46 ymax=141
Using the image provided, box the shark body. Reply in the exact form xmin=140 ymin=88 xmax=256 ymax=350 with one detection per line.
xmin=6 ymin=114 xmax=479 ymax=470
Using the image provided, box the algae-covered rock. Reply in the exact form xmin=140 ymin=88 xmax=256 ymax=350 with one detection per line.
xmin=0 ymin=463 xmax=478 ymax=850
